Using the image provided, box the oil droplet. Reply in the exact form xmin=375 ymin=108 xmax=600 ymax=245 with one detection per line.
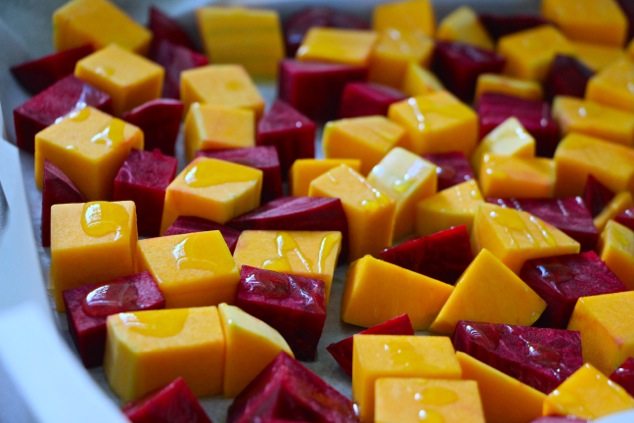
xmin=96 ymin=66 xmax=115 ymax=77
xmin=317 ymin=233 xmax=339 ymax=273
xmin=415 ymin=387 xmax=459 ymax=406
xmin=184 ymin=160 xmax=255 ymax=188
xmin=383 ymin=341 xmax=416 ymax=368
xmin=68 ymin=107 xmax=91 ymax=122
xmin=417 ymin=409 xmax=445 ymax=423
xmin=120 ymin=309 xmax=189 ymax=338
xmin=172 ymin=233 xmax=234 ymax=273
xmin=82 ymin=282 xmax=139 ymax=317
xmin=81 ymin=202 xmax=129 ymax=240
xmin=408 ymin=97 xmax=426 ymax=132
xmin=361 ymin=191 xmax=391 ymax=211
xmin=91 ymin=118 xmax=126 ymax=147
xmin=262 ymin=232 xmax=313 ymax=273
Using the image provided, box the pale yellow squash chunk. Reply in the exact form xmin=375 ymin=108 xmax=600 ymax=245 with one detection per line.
xmin=543 ymin=363 xmax=634 ymax=419
xmin=341 ymin=255 xmax=453 ymax=330
xmin=429 ymin=248 xmax=546 ymax=335
xmin=104 ymin=306 xmax=225 ymax=401
xmin=586 ymin=57 xmax=634 ymax=113
xmin=50 ymin=201 xmax=137 ymax=312
xmin=598 ymin=220 xmax=634 ymax=290
xmin=296 ymin=28 xmax=378 ymax=67
xmin=400 ymin=62 xmax=444 ymax=97
xmin=594 ymin=191 xmax=634 ymax=233
xmin=456 ymin=352 xmax=545 ymax=423
xmin=375 ymin=378 xmax=485 ymax=423
xmin=136 ymin=231 xmax=239 ymax=308
xmin=478 ymin=154 xmax=556 ymax=199
xmin=567 ymin=292 xmax=634 ymax=375
xmin=572 ymin=40 xmax=627 ymax=72
xmin=474 ymin=73 xmax=543 ymax=102
xmin=353 ymin=335 xmax=461 ymax=423
xmin=471 ymin=204 xmax=580 ymax=273
xmin=288 ymin=158 xmax=361 ymax=197
xmin=372 ymin=0 xmax=435 ymax=37
xmin=436 ymin=6 xmax=493 ymax=51
xmin=218 ymin=303 xmax=293 ymax=398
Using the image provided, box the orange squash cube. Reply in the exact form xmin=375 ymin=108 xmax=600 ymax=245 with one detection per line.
xmin=296 ymin=28 xmax=378 ymax=67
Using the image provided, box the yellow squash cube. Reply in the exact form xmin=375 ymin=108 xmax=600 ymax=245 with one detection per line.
xmin=372 ymin=0 xmax=435 ymax=37
xmin=161 ymin=157 xmax=262 ymax=232
xmin=375 ymin=378 xmax=485 ymax=423
xmin=53 ymin=0 xmax=151 ymax=54
xmin=599 ymin=220 xmax=634 ymax=290
xmin=232 ymin=230 xmax=341 ymax=302
xmin=353 ymin=335 xmax=461 ymax=423
xmin=429 ymin=248 xmax=546 ymax=335
xmin=436 ymin=6 xmax=494 ymax=51
xmin=104 ymin=306 xmax=225 ymax=401
xmin=388 ymin=90 xmax=478 ymax=155
xmin=296 ymin=28 xmax=378 ymax=67
xmin=196 ymin=6 xmax=284 ymax=78
xmin=474 ymin=73 xmax=543 ymax=101
xmin=594 ymin=191 xmax=634 ymax=233
xmin=572 ymin=40 xmax=626 ymax=72
xmin=341 ymin=255 xmax=453 ymax=330
xmin=34 ymin=106 xmax=143 ymax=201
xmin=415 ymin=179 xmax=484 ymax=237
xmin=586 ymin=57 xmax=634 ymax=113
xmin=75 ymin=44 xmax=164 ymax=117
xmin=289 ymin=158 xmax=361 ymax=197
xmin=308 ymin=165 xmax=395 ymax=261
xmin=183 ymin=103 xmax=255 ymax=162
xmin=218 ymin=303 xmax=293 ymax=398
xmin=322 ymin=116 xmax=405 ymax=176
xmin=400 ymin=62 xmax=444 ymax=97
xmin=50 ymin=201 xmax=137 ymax=312
xmin=471 ymin=204 xmax=580 ymax=273
xmin=478 ymin=154 xmax=556 ymax=199
xmin=136 ymin=231 xmax=239 ymax=308
xmin=543 ymin=363 xmax=634 ymax=419
xmin=367 ymin=147 xmax=437 ymax=239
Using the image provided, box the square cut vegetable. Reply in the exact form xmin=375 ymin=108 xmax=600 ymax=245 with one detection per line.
xmin=598 ymin=220 xmax=634 ymax=290
xmin=586 ymin=57 xmax=634 ymax=113
xmin=474 ymin=73 xmax=543 ymax=102
xmin=372 ymin=0 xmax=435 ymax=37
xmin=297 ymin=28 xmax=378 ymax=67
xmin=289 ymin=158 xmax=361 ymax=197
xmin=436 ymin=6 xmax=493 ymax=51
xmin=478 ymin=154 xmax=556 ymax=199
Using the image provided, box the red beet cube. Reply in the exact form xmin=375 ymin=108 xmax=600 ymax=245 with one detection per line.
xmin=41 ymin=160 xmax=85 ymax=247
xmin=13 ymin=75 xmax=112 ymax=153
xmin=227 ymin=352 xmax=357 ymax=423
xmin=10 ymin=44 xmax=93 ymax=95
xmin=148 ymin=6 xmax=198 ymax=51
xmin=326 ymin=314 xmax=414 ymax=377
xmin=478 ymin=14 xmax=549 ymax=41
xmin=544 ymin=55 xmax=594 ymax=103
xmin=583 ymin=174 xmax=615 ymax=218
xmin=379 ymin=225 xmax=473 ymax=285
xmin=196 ymin=146 xmax=283 ymax=203
xmin=236 ymin=266 xmax=326 ymax=361
xmin=615 ymin=208 xmax=634 ymax=232
xmin=610 ymin=357 xmax=634 ymax=398
xmin=149 ymin=39 xmax=208 ymax=100
xmin=278 ymin=59 xmax=367 ymax=122
xmin=257 ymin=100 xmax=316 ymax=177
xmin=122 ymin=99 xmax=184 ymax=156
xmin=452 ymin=321 xmax=584 ymax=394
xmin=520 ymin=251 xmax=626 ymax=329
xmin=163 ymin=216 xmax=241 ymax=254
xmin=338 ymin=82 xmax=407 ymax=118
xmin=113 ymin=149 xmax=178 ymax=237
xmin=122 ymin=377 xmax=212 ymax=423
xmin=62 ymin=271 xmax=165 ymax=368
xmin=421 ymin=151 xmax=475 ymax=191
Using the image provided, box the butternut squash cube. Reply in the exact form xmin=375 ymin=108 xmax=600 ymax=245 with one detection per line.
xmin=594 ymin=191 xmax=634 ymax=233
xmin=372 ymin=0 xmax=435 ymax=37
xmin=474 ymin=73 xmax=543 ymax=102
xmin=289 ymin=158 xmax=361 ymax=197
xmin=571 ymin=40 xmax=626 ymax=72
xmin=598 ymin=220 xmax=634 ymax=290
xmin=297 ymin=28 xmax=378 ymax=67
xmin=436 ymin=6 xmax=493 ymax=51
xmin=400 ymin=62 xmax=444 ymax=97
xmin=478 ymin=154 xmax=555 ymax=199
xmin=586 ymin=57 xmax=634 ymax=113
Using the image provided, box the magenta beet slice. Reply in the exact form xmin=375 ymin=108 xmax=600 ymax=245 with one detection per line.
xmin=477 ymin=92 xmax=560 ymax=157
xmin=10 ymin=44 xmax=93 ymax=95
xmin=196 ymin=146 xmax=283 ymax=203
xmin=150 ymin=39 xmax=209 ymax=100
xmin=610 ymin=357 xmax=634 ymax=398
xmin=583 ymin=174 xmax=615 ymax=218
xmin=421 ymin=151 xmax=475 ymax=191
xmin=278 ymin=59 xmax=368 ymax=122
xmin=338 ymin=82 xmax=407 ymax=118
xmin=487 ymin=197 xmax=599 ymax=251
xmin=379 ymin=225 xmax=473 ymax=285
xmin=452 ymin=321 xmax=584 ymax=394
xmin=122 ymin=99 xmax=184 ymax=156
xmin=13 ymin=74 xmax=112 ymax=153
xmin=227 ymin=351 xmax=357 ymax=423
xmin=431 ymin=41 xmax=506 ymax=102
xmin=478 ymin=14 xmax=549 ymax=41
xmin=326 ymin=314 xmax=414 ymax=377
xmin=122 ymin=377 xmax=212 ymax=423
xmin=113 ymin=149 xmax=177 ymax=237
xmin=544 ymin=55 xmax=594 ymax=103
xmin=615 ymin=208 xmax=634 ymax=232
xmin=257 ymin=100 xmax=316 ymax=177
xmin=283 ymin=6 xmax=368 ymax=57
xmin=236 ymin=266 xmax=326 ymax=361
xmin=148 ymin=6 xmax=198 ymax=51
xmin=163 ymin=216 xmax=241 ymax=254
xmin=62 ymin=271 xmax=165 ymax=368
xmin=41 ymin=160 xmax=85 ymax=247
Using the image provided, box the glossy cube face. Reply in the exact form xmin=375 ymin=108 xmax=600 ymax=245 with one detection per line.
xmin=475 ymin=73 xmax=543 ymax=102
xmin=372 ymin=0 xmax=435 ymax=37
xmin=586 ymin=57 xmax=634 ymax=113
xmin=297 ymin=27 xmax=378 ymax=66
xmin=136 ymin=231 xmax=239 ymax=308
xmin=34 ymin=106 xmax=143 ymax=201
xmin=75 ymin=44 xmax=164 ymax=116
xmin=289 ymin=158 xmax=361 ymax=197
xmin=50 ymin=201 xmax=138 ymax=312
xmin=598 ymin=220 xmax=634 ymax=290
xmin=436 ymin=6 xmax=493 ymax=51
xmin=478 ymin=154 xmax=556 ymax=199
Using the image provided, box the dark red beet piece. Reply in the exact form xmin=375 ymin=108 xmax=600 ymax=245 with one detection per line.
xmin=616 ymin=0 xmax=634 ymax=42
xmin=62 ymin=271 xmax=165 ymax=368
xmin=122 ymin=377 xmax=212 ymax=423
xmin=148 ymin=6 xmax=198 ymax=51
xmin=544 ymin=55 xmax=594 ymax=103
xmin=41 ymin=160 xmax=85 ymax=247
xmin=13 ymin=75 xmax=112 ymax=153
xmin=610 ymin=357 xmax=634 ymax=398
xmin=487 ymin=197 xmax=599 ymax=251
xmin=431 ymin=41 xmax=506 ymax=102
xmin=196 ymin=146 xmax=283 ymax=203
xmin=10 ymin=44 xmax=93 ymax=95
xmin=326 ymin=314 xmax=414 ymax=377
xmin=520 ymin=251 xmax=626 ymax=329
xmin=421 ymin=151 xmax=475 ymax=191
xmin=236 ymin=266 xmax=326 ymax=361
xmin=379 ymin=225 xmax=473 ymax=285
xmin=278 ymin=59 xmax=368 ymax=122
xmin=583 ymin=174 xmax=615 ymax=218
xmin=257 ymin=100 xmax=316 ymax=177
xmin=113 ymin=149 xmax=178 ymax=237
xmin=338 ymin=82 xmax=407 ymax=118
xmin=122 ymin=99 xmax=184 ymax=156
xmin=163 ymin=216 xmax=241 ymax=254
xmin=150 ymin=39 xmax=209 ymax=100
xmin=452 ymin=321 xmax=584 ymax=394
xmin=478 ymin=14 xmax=549 ymax=41
xmin=227 ymin=352 xmax=358 ymax=423
xmin=615 ymin=207 xmax=634 ymax=232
